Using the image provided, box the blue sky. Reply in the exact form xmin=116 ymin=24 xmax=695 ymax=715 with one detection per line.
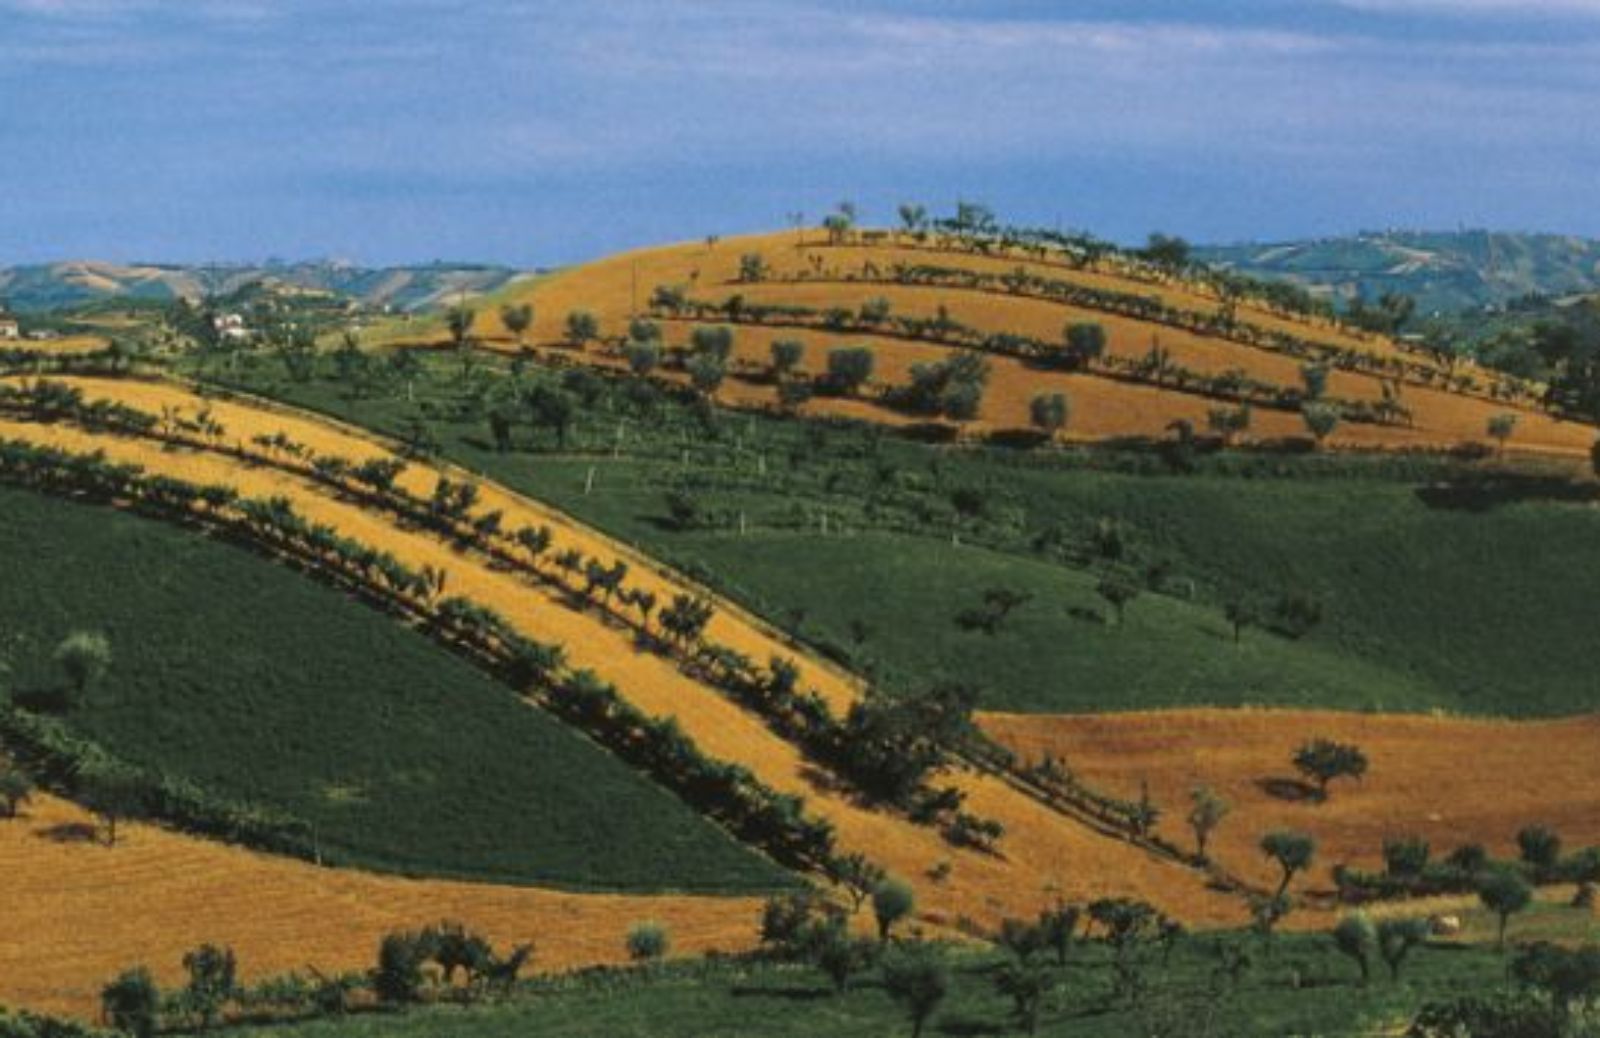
xmin=2 ymin=0 xmax=1598 ymax=266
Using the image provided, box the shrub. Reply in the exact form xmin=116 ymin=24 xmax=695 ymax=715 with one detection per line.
xmin=1384 ymin=836 xmax=1431 ymax=878
xmin=627 ymin=921 xmax=670 ymax=962
xmin=373 ymin=930 xmax=432 ymax=1005
xmin=101 ymin=968 xmax=160 ymax=1038
xmin=826 ymin=347 xmax=875 ymax=395
xmin=53 ymin=630 xmax=111 ymax=704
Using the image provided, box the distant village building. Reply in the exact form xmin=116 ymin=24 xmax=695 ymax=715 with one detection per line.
xmin=0 ymin=312 xmax=19 ymax=340
xmin=212 ymin=312 xmax=252 ymax=342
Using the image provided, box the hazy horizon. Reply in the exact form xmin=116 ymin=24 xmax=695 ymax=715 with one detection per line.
xmin=4 ymin=0 xmax=1599 ymax=267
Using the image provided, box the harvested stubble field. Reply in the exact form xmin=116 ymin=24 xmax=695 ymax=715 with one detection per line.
xmin=460 ymin=231 xmax=1595 ymax=456
xmin=0 ymin=377 xmax=1249 ymax=935
xmin=0 ymin=794 xmax=764 ymax=1020
xmin=980 ymin=708 xmax=1600 ymax=896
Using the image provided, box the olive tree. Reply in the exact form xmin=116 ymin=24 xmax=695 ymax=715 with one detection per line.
xmin=1029 ymin=392 xmax=1069 ymax=442
xmin=1187 ymin=785 xmax=1231 ymax=862
xmin=1302 ymin=403 xmax=1340 ymax=447
xmin=1293 ymin=738 xmax=1369 ymax=800
xmin=1479 ymin=869 xmax=1534 ymax=950
xmin=565 ymin=309 xmax=600 ymax=346
xmin=1261 ymin=830 xmax=1316 ymax=898
xmin=1378 ymin=917 xmax=1431 ymax=981
xmin=873 ymin=877 xmax=916 ymax=942
xmin=500 ymin=303 xmax=534 ymax=347
xmin=1332 ymin=912 xmax=1376 ymax=984
xmin=1487 ymin=412 xmax=1517 ymax=456
xmin=770 ymin=338 xmax=805 ymax=379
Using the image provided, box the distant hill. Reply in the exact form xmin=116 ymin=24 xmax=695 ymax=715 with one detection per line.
xmin=0 ymin=260 xmax=523 ymax=314
xmin=1196 ymin=231 xmax=1600 ymax=314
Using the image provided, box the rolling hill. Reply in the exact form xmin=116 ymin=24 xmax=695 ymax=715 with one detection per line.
xmin=1196 ymin=230 xmax=1600 ymax=314
xmin=0 ymin=260 xmax=522 ymax=314
xmin=445 ymin=228 xmax=1598 ymax=457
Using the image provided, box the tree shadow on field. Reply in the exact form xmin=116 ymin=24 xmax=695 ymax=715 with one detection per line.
xmin=9 ymin=683 xmax=73 ymax=713
xmin=35 ymin=821 xmax=99 ymax=844
xmin=728 ymin=984 xmax=833 ymax=1002
xmin=937 ymin=1017 xmax=1008 ymax=1036
xmin=1415 ymin=475 xmax=1599 ymax=513
xmin=1257 ymin=777 xmax=1320 ymax=803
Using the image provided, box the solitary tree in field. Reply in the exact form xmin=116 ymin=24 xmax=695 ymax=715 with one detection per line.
xmin=54 ymin=630 xmax=111 ymax=705
xmin=565 ymin=309 xmax=600 ymax=346
xmin=1487 ymin=412 xmax=1518 ymax=457
xmin=500 ymin=303 xmax=533 ymax=347
xmin=1302 ymin=403 xmax=1340 ymax=447
xmin=1479 ymin=869 xmax=1534 ymax=950
xmin=882 ymin=944 xmax=948 ymax=1038
xmin=1332 ymin=912 xmax=1376 ymax=985
xmin=1293 ymin=738 xmax=1369 ymax=800
xmin=1029 ymin=392 xmax=1069 ymax=442
xmin=1095 ymin=573 xmax=1140 ymax=626
xmin=1261 ymin=830 xmax=1316 ymax=898
xmin=1187 ymin=785 xmax=1231 ymax=862
xmin=873 ymin=877 xmax=916 ymax=942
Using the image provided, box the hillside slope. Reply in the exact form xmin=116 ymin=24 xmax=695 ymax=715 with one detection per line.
xmin=1197 ymin=230 xmax=1600 ymax=313
xmin=0 ymin=260 xmax=520 ymax=313
xmin=461 ymin=230 xmax=1596 ymax=456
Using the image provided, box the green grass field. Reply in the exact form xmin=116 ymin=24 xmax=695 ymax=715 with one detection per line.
xmin=0 ymin=485 xmax=791 ymax=892
xmin=221 ymin=926 xmax=1575 ymax=1038
xmin=198 ymin=352 xmax=1600 ymax=718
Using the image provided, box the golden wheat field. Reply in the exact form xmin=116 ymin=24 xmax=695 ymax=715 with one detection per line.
xmin=979 ymin=708 xmax=1600 ymax=897
xmin=0 ymin=794 xmax=764 ymax=1019
xmin=450 ymin=231 xmax=1597 ymax=456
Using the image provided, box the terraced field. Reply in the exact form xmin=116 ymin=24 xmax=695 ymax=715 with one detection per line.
xmin=456 ymin=230 xmax=1597 ymax=456
xmin=0 ymin=375 xmax=1249 ymax=941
